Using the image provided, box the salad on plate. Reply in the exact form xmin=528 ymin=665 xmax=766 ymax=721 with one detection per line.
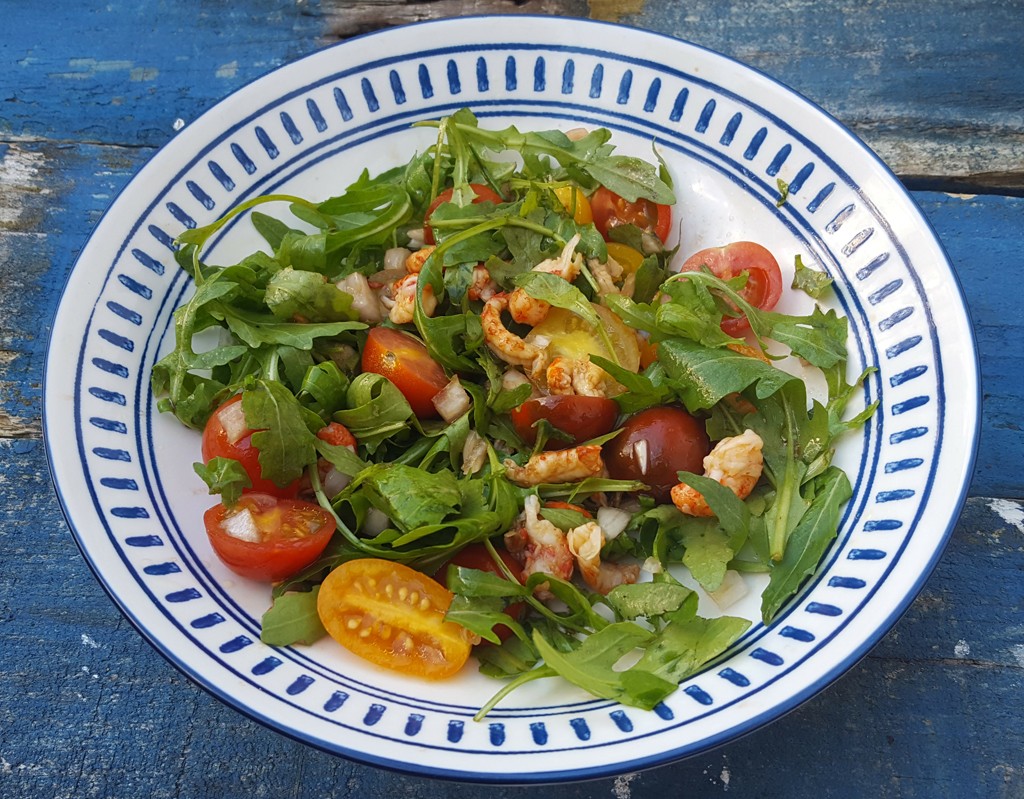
xmin=152 ymin=109 xmax=874 ymax=718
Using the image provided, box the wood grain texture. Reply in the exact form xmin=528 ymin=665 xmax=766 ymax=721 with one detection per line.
xmin=2 ymin=441 xmax=1019 ymax=799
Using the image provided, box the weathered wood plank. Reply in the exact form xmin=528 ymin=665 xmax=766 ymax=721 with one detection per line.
xmin=1 ymin=1 xmax=1021 ymax=187
xmin=1 ymin=429 xmax=1018 ymax=799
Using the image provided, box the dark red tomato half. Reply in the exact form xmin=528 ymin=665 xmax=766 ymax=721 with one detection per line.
xmin=435 ymin=543 xmax=525 ymax=643
xmin=361 ymin=326 xmax=449 ymax=419
xmin=202 ymin=395 xmax=301 ymax=498
xmin=604 ymin=406 xmax=711 ymax=503
xmin=204 ymin=494 xmax=336 ymax=582
xmin=591 ymin=186 xmax=672 ymax=243
xmin=423 ymin=183 xmax=504 ymax=244
xmin=679 ymin=241 xmax=783 ymax=335
xmin=510 ymin=395 xmax=619 ymax=450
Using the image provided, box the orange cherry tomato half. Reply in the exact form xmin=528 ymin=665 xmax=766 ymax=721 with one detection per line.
xmin=204 ymin=494 xmax=336 ymax=582
xmin=318 ymin=559 xmax=474 ymax=679
xmin=201 ymin=395 xmax=300 ymax=498
xmin=423 ymin=183 xmax=504 ymax=245
xmin=361 ymin=326 xmax=449 ymax=419
xmin=435 ymin=543 xmax=524 ymax=643
xmin=679 ymin=241 xmax=783 ymax=335
xmin=510 ymin=395 xmax=619 ymax=450
xmin=591 ymin=186 xmax=672 ymax=243
xmin=604 ymin=406 xmax=711 ymax=503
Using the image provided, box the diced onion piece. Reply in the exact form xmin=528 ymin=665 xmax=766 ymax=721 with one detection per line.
xmin=432 ymin=376 xmax=471 ymax=423
xmin=596 ymin=506 xmax=631 ymax=540
xmin=322 ymin=466 xmax=351 ymax=498
xmin=221 ymin=508 xmax=261 ymax=543
xmin=708 ymin=570 xmax=749 ymax=610
xmin=217 ymin=399 xmax=249 ymax=446
xmin=367 ymin=267 xmax=407 ymax=287
xmin=335 ymin=272 xmax=384 ymax=324
xmin=461 ymin=429 xmax=488 ymax=476
xmin=501 ymin=368 xmax=530 ymax=391
xmin=384 ymin=246 xmax=412 ymax=272
xmin=363 ymin=507 xmax=390 ymax=536
xmin=641 ymin=556 xmax=663 ymax=575
xmin=407 ymin=227 xmax=425 ymax=248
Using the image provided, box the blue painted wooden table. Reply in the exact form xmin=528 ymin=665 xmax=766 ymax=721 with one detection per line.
xmin=2 ymin=2 xmax=1022 ymax=796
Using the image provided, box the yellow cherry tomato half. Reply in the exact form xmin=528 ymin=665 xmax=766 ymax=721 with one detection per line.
xmin=553 ymin=185 xmax=593 ymax=225
xmin=604 ymin=242 xmax=645 ymax=275
xmin=317 ymin=558 xmax=474 ymax=680
xmin=525 ymin=304 xmax=640 ymax=374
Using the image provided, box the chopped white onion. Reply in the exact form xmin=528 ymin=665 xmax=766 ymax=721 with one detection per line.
xmin=363 ymin=507 xmax=390 ymax=536
xmin=322 ymin=466 xmax=351 ymax=498
xmin=708 ymin=570 xmax=749 ymax=610
xmin=432 ymin=376 xmax=472 ymax=423
xmin=406 ymin=227 xmax=425 ymax=248
xmin=461 ymin=430 xmax=488 ymax=476
xmin=596 ymin=506 xmax=632 ymax=540
xmin=641 ymin=556 xmax=663 ymax=575
xmin=335 ymin=272 xmax=384 ymax=324
xmin=384 ymin=246 xmax=412 ymax=271
xmin=221 ymin=508 xmax=260 ymax=543
xmin=501 ymin=368 xmax=530 ymax=391
xmin=217 ymin=399 xmax=248 ymax=446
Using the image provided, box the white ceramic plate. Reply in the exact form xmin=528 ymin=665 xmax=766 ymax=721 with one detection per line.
xmin=44 ymin=16 xmax=979 ymax=782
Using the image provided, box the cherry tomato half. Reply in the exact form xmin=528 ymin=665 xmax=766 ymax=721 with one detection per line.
xmin=679 ymin=241 xmax=783 ymax=335
xmin=604 ymin=406 xmax=711 ymax=502
xmin=201 ymin=395 xmax=300 ymax=498
xmin=591 ymin=186 xmax=672 ymax=243
xmin=423 ymin=183 xmax=504 ymax=245
xmin=204 ymin=494 xmax=336 ymax=582
xmin=553 ymin=185 xmax=593 ymax=225
xmin=510 ymin=395 xmax=619 ymax=449
xmin=318 ymin=558 xmax=474 ymax=679
xmin=361 ymin=326 xmax=449 ymax=419
xmin=436 ymin=543 xmax=524 ymax=643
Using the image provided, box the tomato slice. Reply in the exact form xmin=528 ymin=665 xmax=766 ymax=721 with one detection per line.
xmin=525 ymin=304 xmax=640 ymax=376
xmin=605 ymin=241 xmax=645 ymax=274
xmin=423 ymin=183 xmax=504 ymax=245
xmin=435 ymin=543 xmax=524 ymax=642
xmin=361 ymin=327 xmax=449 ymax=419
xmin=204 ymin=494 xmax=336 ymax=582
xmin=318 ymin=559 xmax=473 ymax=679
xmin=510 ymin=395 xmax=619 ymax=449
xmin=201 ymin=395 xmax=300 ymax=498
xmin=679 ymin=241 xmax=783 ymax=335
xmin=591 ymin=186 xmax=672 ymax=242
xmin=604 ymin=406 xmax=711 ymax=502
xmin=553 ymin=185 xmax=593 ymax=225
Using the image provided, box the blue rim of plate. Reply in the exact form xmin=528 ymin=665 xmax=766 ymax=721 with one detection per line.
xmin=43 ymin=15 xmax=980 ymax=783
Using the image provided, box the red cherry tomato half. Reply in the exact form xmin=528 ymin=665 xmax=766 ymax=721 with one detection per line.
xmin=435 ymin=543 xmax=524 ymax=642
xmin=591 ymin=186 xmax=672 ymax=243
xmin=361 ymin=327 xmax=449 ymax=419
xmin=201 ymin=395 xmax=301 ymax=498
xmin=603 ymin=406 xmax=711 ymax=503
xmin=510 ymin=395 xmax=619 ymax=450
xmin=679 ymin=241 xmax=783 ymax=335
xmin=423 ymin=183 xmax=504 ymax=244
xmin=204 ymin=494 xmax=336 ymax=582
